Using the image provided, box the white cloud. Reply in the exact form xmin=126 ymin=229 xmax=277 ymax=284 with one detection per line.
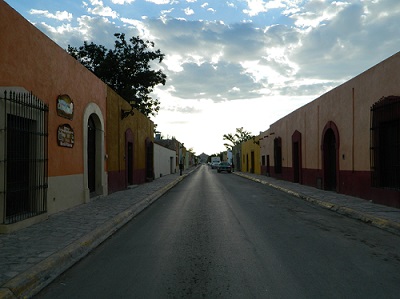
xmin=146 ymin=0 xmax=174 ymax=4
xmin=111 ymin=0 xmax=135 ymax=4
xmin=17 ymin=0 xmax=400 ymax=154
xmin=163 ymin=54 xmax=185 ymax=72
xmin=120 ymin=18 xmax=155 ymax=39
xmin=29 ymin=9 xmax=73 ymax=21
xmin=183 ymin=7 xmax=195 ymax=15
xmin=87 ymin=0 xmax=119 ymax=19
xmin=35 ymin=22 xmax=75 ymax=35
xmin=242 ymin=0 xmax=286 ymax=17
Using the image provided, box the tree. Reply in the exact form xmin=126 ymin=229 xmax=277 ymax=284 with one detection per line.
xmin=67 ymin=33 xmax=167 ymax=117
xmin=223 ymin=127 xmax=253 ymax=149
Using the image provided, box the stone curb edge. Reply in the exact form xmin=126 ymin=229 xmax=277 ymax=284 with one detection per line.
xmin=0 ymin=172 xmax=192 ymax=299
xmin=234 ymin=172 xmax=400 ymax=237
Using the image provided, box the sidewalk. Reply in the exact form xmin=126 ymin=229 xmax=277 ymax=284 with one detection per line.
xmin=0 ymin=167 xmax=197 ymax=299
xmin=234 ymin=171 xmax=400 ymax=236
xmin=1 ymin=167 xmax=400 ymax=298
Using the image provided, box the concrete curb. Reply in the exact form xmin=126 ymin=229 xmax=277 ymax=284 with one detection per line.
xmin=234 ymin=172 xmax=400 ymax=237
xmin=0 ymin=172 xmax=190 ymax=298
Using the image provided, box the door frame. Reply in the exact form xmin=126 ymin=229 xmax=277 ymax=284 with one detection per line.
xmin=321 ymin=121 xmax=340 ymax=192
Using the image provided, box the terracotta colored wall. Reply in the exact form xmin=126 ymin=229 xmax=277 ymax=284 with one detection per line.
xmin=0 ymin=1 xmax=107 ymax=177
xmin=0 ymin=2 xmax=109 ymax=223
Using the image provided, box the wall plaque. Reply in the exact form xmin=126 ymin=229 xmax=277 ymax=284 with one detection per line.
xmin=57 ymin=124 xmax=74 ymax=148
xmin=57 ymin=94 xmax=74 ymax=120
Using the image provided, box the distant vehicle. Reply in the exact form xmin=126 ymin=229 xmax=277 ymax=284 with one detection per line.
xmin=210 ymin=156 xmax=221 ymax=169
xmin=217 ymin=161 xmax=232 ymax=173
xmin=211 ymin=161 xmax=220 ymax=169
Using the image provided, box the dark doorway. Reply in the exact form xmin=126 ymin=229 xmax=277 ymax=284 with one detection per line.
xmin=127 ymin=142 xmax=133 ymax=185
xmin=87 ymin=115 xmax=96 ymax=194
xmin=170 ymin=157 xmax=174 ymax=174
xmin=6 ymin=114 xmax=32 ymax=218
xmin=293 ymin=142 xmax=300 ymax=183
xmin=292 ymin=131 xmax=302 ymax=184
xmin=323 ymin=128 xmax=337 ymax=191
xmin=251 ymin=151 xmax=255 ymax=173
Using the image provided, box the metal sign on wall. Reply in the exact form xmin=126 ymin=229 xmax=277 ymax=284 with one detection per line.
xmin=57 ymin=94 xmax=74 ymax=120
xmin=57 ymin=124 xmax=75 ymax=148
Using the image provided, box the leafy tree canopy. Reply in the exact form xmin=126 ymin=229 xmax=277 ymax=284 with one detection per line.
xmin=223 ymin=127 xmax=253 ymax=149
xmin=67 ymin=33 xmax=167 ymax=117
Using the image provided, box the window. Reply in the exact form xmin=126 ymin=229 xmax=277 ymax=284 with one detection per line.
xmin=370 ymin=96 xmax=400 ymax=190
xmin=0 ymin=90 xmax=48 ymax=224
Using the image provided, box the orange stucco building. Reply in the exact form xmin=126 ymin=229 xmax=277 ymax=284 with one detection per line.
xmin=260 ymin=52 xmax=400 ymax=208
xmin=0 ymin=1 xmax=159 ymax=231
xmin=0 ymin=1 xmax=107 ymax=232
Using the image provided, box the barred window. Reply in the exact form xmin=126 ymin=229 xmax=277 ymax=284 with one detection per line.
xmin=0 ymin=90 xmax=48 ymax=224
xmin=370 ymin=96 xmax=400 ymax=190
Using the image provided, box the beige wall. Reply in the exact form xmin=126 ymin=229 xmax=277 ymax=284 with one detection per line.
xmin=262 ymin=51 xmax=400 ymax=172
xmin=260 ymin=52 xmax=400 ymax=207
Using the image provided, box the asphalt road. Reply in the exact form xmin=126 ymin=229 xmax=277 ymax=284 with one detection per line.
xmin=37 ymin=165 xmax=400 ymax=298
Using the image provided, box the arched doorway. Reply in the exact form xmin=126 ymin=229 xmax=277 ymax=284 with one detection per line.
xmin=322 ymin=122 xmax=339 ymax=191
xmin=87 ymin=115 xmax=96 ymax=194
xmin=83 ymin=104 xmax=106 ymax=202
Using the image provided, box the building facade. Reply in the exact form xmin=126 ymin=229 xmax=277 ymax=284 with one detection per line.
xmin=154 ymin=142 xmax=176 ymax=179
xmin=0 ymin=1 xmax=107 ymax=232
xmin=260 ymin=52 xmax=400 ymax=208
xmin=106 ymin=87 xmax=155 ymax=193
xmin=241 ymin=137 xmax=261 ymax=175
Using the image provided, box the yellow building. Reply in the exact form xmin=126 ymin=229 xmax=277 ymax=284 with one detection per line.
xmin=241 ymin=137 xmax=261 ymax=175
xmin=106 ymin=87 xmax=154 ymax=193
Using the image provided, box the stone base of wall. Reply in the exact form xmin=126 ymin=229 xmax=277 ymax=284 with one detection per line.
xmin=108 ymin=169 xmax=147 ymax=194
xmin=269 ymin=167 xmax=400 ymax=209
xmin=108 ymin=170 xmax=127 ymax=194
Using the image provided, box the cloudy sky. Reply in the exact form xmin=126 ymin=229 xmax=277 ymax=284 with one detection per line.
xmin=5 ymin=0 xmax=400 ymax=155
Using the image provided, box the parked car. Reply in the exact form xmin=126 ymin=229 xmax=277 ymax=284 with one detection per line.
xmin=217 ymin=161 xmax=232 ymax=173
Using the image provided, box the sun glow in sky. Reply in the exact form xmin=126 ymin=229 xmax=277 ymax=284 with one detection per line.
xmin=5 ymin=0 xmax=400 ymax=155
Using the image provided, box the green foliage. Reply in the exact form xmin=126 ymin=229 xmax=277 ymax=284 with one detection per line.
xmin=67 ymin=33 xmax=167 ymax=117
xmin=223 ymin=127 xmax=253 ymax=149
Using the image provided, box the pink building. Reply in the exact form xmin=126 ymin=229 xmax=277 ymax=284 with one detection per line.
xmin=260 ymin=52 xmax=400 ymax=208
